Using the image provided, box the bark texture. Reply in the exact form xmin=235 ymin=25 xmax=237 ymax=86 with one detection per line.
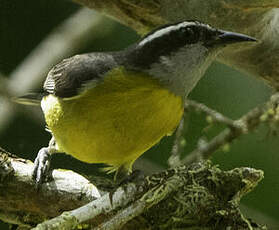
xmin=0 ymin=148 xmax=266 ymax=229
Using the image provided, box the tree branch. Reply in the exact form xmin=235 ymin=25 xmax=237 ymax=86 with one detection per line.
xmin=168 ymin=117 xmax=186 ymax=168
xmin=185 ymin=100 xmax=238 ymax=129
xmin=72 ymin=0 xmax=279 ymax=89
xmin=182 ymin=92 xmax=279 ymax=165
xmin=0 ymin=147 xmax=100 ymax=227
xmin=2 ymin=1 xmax=278 ymax=229
xmin=0 ymin=147 xmax=266 ymax=230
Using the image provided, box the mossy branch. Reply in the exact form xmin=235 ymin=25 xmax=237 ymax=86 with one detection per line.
xmin=2 ymin=91 xmax=279 ymax=229
xmin=1 ymin=1 xmax=279 ymax=229
xmin=0 ymin=148 xmax=265 ymax=230
xmin=0 ymin=147 xmax=101 ymax=227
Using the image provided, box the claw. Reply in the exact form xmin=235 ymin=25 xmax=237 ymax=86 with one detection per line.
xmin=32 ymin=147 xmax=53 ymax=187
xmin=109 ymin=169 xmax=145 ymax=206
xmin=118 ymin=169 xmax=145 ymax=186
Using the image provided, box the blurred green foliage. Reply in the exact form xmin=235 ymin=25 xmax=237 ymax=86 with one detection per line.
xmin=0 ymin=0 xmax=278 ymax=229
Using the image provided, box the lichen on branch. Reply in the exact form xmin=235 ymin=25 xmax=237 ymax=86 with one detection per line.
xmin=0 ymin=148 xmax=266 ymax=229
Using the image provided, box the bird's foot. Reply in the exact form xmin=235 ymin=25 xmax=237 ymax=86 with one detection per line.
xmin=109 ymin=170 xmax=145 ymax=205
xmin=32 ymin=147 xmax=53 ymax=187
xmin=118 ymin=169 xmax=145 ymax=186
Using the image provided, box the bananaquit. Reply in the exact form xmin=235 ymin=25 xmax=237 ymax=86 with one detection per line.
xmin=19 ymin=21 xmax=256 ymax=183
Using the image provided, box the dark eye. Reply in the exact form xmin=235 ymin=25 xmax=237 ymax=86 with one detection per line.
xmin=181 ymin=27 xmax=194 ymax=37
xmin=180 ymin=26 xmax=200 ymax=43
xmin=186 ymin=27 xmax=194 ymax=35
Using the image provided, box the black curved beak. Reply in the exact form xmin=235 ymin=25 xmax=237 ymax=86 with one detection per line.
xmin=206 ymin=30 xmax=257 ymax=47
xmin=218 ymin=30 xmax=257 ymax=44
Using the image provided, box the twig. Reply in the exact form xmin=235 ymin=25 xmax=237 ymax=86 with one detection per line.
xmin=168 ymin=100 xmax=247 ymax=168
xmin=181 ymin=93 xmax=274 ymax=165
xmin=94 ymin=199 xmax=146 ymax=230
xmin=185 ymin=100 xmax=239 ymax=129
xmin=32 ymin=182 xmax=140 ymax=230
xmin=168 ymin=117 xmax=186 ymax=168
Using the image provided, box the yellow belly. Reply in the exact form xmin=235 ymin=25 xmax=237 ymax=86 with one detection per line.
xmin=41 ymin=68 xmax=184 ymax=172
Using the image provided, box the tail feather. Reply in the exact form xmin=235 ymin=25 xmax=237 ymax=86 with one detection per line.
xmin=12 ymin=93 xmax=43 ymax=106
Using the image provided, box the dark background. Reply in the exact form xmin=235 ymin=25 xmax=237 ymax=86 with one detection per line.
xmin=0 ymin=0 xmax=278 ymax=229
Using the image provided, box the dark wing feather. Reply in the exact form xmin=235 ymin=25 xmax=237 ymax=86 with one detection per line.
xmin=44 ymin=53 xmax=119 ymax=98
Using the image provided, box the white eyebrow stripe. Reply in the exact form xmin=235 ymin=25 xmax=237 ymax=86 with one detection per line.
xmin=139 ymin=21 xmax=197 ymax=46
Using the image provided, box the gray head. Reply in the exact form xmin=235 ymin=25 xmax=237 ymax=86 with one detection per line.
xmin=124 ymin=21 xmax=256 ymax=98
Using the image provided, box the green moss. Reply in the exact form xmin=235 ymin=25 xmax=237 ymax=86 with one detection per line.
xmin=139 ymin=162 xmax=265 ymax=230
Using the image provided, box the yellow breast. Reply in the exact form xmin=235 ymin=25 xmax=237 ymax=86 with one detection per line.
xmin=41 ymin=67 xmax=184 ymax=172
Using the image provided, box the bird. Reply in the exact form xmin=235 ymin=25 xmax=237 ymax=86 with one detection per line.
xmin=16 ymin=20 xmax=257 ymax=184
